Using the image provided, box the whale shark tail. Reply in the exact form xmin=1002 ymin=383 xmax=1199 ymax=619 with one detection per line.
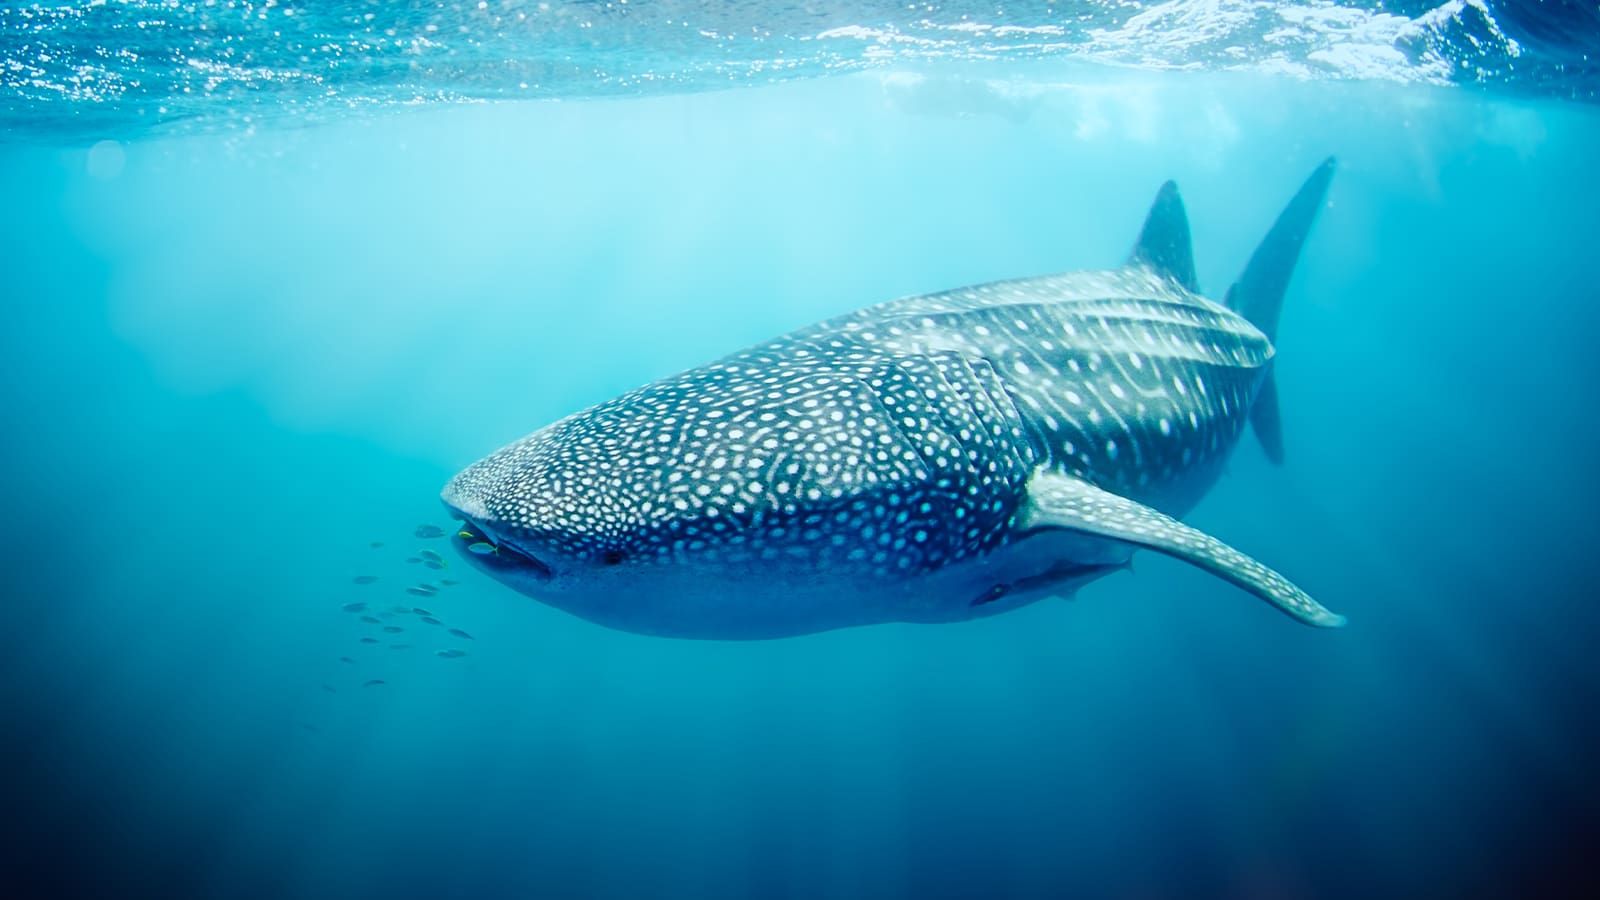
xmin=1226 ymin=157 xmax=1337 ymax=464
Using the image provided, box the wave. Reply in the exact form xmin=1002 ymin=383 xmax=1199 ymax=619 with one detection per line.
xmin=1 ymin=0 xmax=1593 ymax=140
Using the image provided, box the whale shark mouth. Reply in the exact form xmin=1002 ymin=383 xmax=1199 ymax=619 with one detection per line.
xmin=448 ymin=516 xmax=554 ymax=580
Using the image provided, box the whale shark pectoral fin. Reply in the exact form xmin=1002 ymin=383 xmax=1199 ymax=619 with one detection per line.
xmin=1127 ymin=179 xmax=1199 ymax=293
xmin=1017 ymin=472 xmax=1345 ymax=628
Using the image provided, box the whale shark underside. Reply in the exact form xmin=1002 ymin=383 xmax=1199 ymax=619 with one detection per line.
xmin=442 ymin=160 xmax=1344 ymax=639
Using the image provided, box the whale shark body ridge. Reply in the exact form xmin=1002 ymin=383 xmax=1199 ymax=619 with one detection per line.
xmin=443 ymin=159 xmax=1344 ymax=638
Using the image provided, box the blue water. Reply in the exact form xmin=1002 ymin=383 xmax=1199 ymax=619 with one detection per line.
xmin=3 ymin=3 xmax=1599 ymax=898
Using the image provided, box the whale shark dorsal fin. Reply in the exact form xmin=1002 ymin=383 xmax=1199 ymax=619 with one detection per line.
xmin=1018 ymin=471 xmax=1345 ymax=627
xmin=1126 ymin=180 xmax=1199 ymax=293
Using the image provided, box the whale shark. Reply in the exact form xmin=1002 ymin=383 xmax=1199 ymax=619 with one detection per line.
xmin=442 ymin=160 xmax=1344 ymax=638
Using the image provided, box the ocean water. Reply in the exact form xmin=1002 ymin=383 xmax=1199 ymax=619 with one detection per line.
xmin=3 ymin=2 xmax=1599 ymax=898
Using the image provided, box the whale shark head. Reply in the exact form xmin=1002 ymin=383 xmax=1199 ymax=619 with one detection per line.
xmin=439 ymin=348 xmax=1035 ymax=636
xmin=437 ymin=360 xmax=984 ymax=611
xmin=440 ymin=410 xmax=657 ymax=597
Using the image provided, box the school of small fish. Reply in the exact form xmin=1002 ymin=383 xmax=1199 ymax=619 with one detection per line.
xmin=303 ymin=523 xmax=478 ymax=732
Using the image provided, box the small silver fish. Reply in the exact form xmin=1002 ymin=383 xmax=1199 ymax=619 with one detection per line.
xmin=414 ymin=524 xmax=446 ymax=539
xmin=447 ymin=628 xmax=474 ymax=640
xmin=352 ymin=575 xmax=379 ymax=585
xmin=360 ymin=615 xmax=381 ymax=624
xmin=405 ymin=586 xmax=436 ymax=597
xmin=420 ymin=616 xmax=442 ymax=626
xmin=339 ymin=656 xmax=356 ymax=664
xmin=382 ymin=625 xmax=403 ymax=634
xmin=359 ymin=637 xmax=380 ymax=644
xmin=341 ymin=602 xmax=367 ymax=613
xmin=418 ymin=549 xmax=444 ymax=563
xmin=389 ymin=644 xmax=413 ymax=650
xmin=440 ymin=579 xmax=460 ymax=587
xmin=423 ymin=560 xmax=444 ymax=570
xmin=363 ymin=679 xmax=386 ymax=687
xmin=411 ymin=606 xmax=433 ymax=616
xmin=436 ymin=649 xmax=467 ymax=659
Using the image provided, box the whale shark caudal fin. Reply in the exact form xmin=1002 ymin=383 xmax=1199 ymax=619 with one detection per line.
xmin=1018 ymin=471 xmax=1346 ymax=627
xmin=1227 ymin=157 xmax=1338 ymax=464
xmin=1127 ymin=180 xmax=1200 ymax=293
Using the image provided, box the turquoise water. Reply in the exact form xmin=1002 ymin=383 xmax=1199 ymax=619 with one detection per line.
xmin=4 ymin=3 xmax=1600 ymax=898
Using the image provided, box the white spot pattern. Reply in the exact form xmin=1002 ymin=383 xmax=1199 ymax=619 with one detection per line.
xmin=444 ymin=266 xmax=1277 ymax=587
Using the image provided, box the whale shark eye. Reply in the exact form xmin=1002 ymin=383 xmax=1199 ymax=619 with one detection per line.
xmin=601 ymin=550 xmax=626 ymax=566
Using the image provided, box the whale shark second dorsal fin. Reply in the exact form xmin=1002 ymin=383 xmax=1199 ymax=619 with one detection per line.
xmin=1127 ymin=180 xmax=1199 ymax=293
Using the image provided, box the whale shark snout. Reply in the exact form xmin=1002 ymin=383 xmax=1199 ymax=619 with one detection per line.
xmin=448 ymin=515 xmax=556 ymax=581
xmin=440 ymin=473 xmax=560 ymax=587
